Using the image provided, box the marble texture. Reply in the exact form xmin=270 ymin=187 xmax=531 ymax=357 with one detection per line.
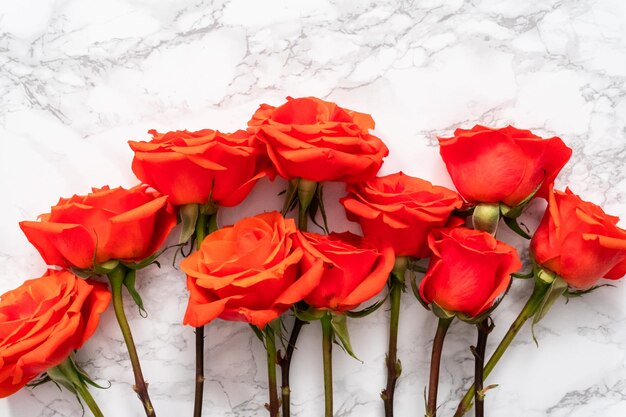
xmin=1 ymin=0 xmax=626 ymax=416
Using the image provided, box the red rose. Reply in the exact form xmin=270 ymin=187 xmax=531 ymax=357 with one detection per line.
xmin=129 ymin=129 xmax=271 ymax=206
xmin=181 ymin=211 xmax=322 ymax=328
xmin=248 ymin=96 xmax=389 ymax=183
xmin=0 ymin=270 xmax=111 ymax=397
xmin=438 ymin=125 xmax=572 ymax=206
xmin=19 ymin=185 xmax=177 ymax=269
xmin=419 ymin=228 xmax=521 ymax=317
xmin=341 ymin=172 xmax=463 ymax=258
xmin=298 ymin=231 xmax=395 ymax=312
xmin=530 ymin=188 xmax=626 ymax=289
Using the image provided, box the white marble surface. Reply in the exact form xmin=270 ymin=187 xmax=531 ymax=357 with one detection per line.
xmin=1 ymin=1 xmax=626 ymax=416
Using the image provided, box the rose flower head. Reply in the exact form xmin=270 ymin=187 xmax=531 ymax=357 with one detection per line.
xmin=19 ymin=185 xmax=177 ymax=270
xmin=129 ymin=129 xmax=271 ymax=207
xmin=419 ymin=227 xmax=521 ymax=318
xmin=248 ymin=96 xmax=389 ymax=183
xmin=341 ymin=172 xmax=463 ymax=258
xmin=0 ymin=270 xmax=110 ymax=397
xmin=531 ymin=188 xmax=626 ymax=289
xmin=181 ymin=211 xmax=323 ymax=329
xmin=438 ymin=125 xmax=572 ymax=207
xmin=298 ymin=231 xmax=395 ymax=312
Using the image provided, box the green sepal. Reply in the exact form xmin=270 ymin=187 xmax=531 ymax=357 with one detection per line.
xmin=430 ymin=302 xmax=455 ymax=320
xmin=500 ymin=174 xmax=545 ymax=219
xmin=179 ymin=204 xmax=199 ymax=244
xmin=281 ymin=179 xmax=300 ymax=216
xmin=308 ymin=183 xmax=330 ymax=234
xmin=407 ymin=257 xmax=427 ymax=273
xmin=71 ymin=267 xmax=97 ymax=279
xmin=250 ymin=324 xmax=265 ymax=345
xmin=73 ymin=359 xmax=110 ymax=390
xmin=531 ymin=275 xmax=568 ymax=344
xmin=122 ymin=242 xmax=185 ymax=270
xmin=512 ymin=269 xmax=534 ymax=279
xmin=502 ymin=215 xmax=531 ymax=239
xmin=122 ymin=269 xmax=147 ymax=318
xmin=409 ymin=270 xmax=430 ymax=311
xmin=330 ymin=313 xmax=361 ymax=362
xmin=565 ymin=284 xmax=615 ymax=299
xmin=293 ymin=306 xmax=325 ymax=322
xmin=346 ymin=297 xmax=387 ymax=318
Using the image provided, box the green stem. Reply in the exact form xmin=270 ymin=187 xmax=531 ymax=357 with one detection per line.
xmin=108 ymin=266 xmax=155 ymax=417
xmin=426 ymin=318 xmax=452 ymax=417
xmin=321 ymin=314 xmax=334 ymax=417
xmin=75 ymin=381 xmax=105 ymax=417
xmin=193 ymin=211 xmax=217 ymax=417
xmin=264 ymin=327 xmax=280 ymax=417
xmin=453 ymin=281 xmax=550 ymax=417
xmin=193 ymin=326 xmax=205 ymax=417
xmin=281 ymin=317 xmax=304 ymax=417
xmin=280 ymin=195 xmax=311 ymax=417
xmin=473 ymin=318 xmax=492 ymax=417
xmin=51 ymin=358 xmax=104 ymax=417
xmin=383 ymin=281 xmax=402 ymax=417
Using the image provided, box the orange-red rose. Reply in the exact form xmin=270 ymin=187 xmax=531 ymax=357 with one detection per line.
xmin=341 ymin=172 xmax=463 ymax=258
xmin=248 ymin=96 xmax=389 ymax=183
xmin=0 ymin=270 xmax=111 ymax=397
xmin=181 ymin=211 xmax=323 ymax=328
xmin=419 ymin=228 xmax=521 ymax=317
xmin=129 ymin=129 xmax=271 ymax=206
xmin=530 ymin=188 xmax=626 ymax=289
xmin=438 ymin=125 xmax=572 ymax=207
xmin=297 ymin=231 xmax=395 ymax=312
xmin=20 ymin=185 xmax=177 ymax=269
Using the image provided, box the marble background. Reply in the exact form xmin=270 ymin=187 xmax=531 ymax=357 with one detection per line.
xmin=1 ymin=0 xmax=626 ymax=416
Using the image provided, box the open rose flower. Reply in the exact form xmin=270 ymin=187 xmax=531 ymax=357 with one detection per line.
xmin=341 ymin=172 xmax=463 ymax=258
xmin=530 ymin=188 xmax=626 ymax=289
xmin=248 ymin=96 xmax=389 ymax=183
xmin=129 ymin=129 xmax=271 ymax=206
xmin=438 ymin=125 xmax=572 ymax=207
xmin=0 ymin=270 xmax=111 ymax=397
xmin=19 ymin=185 xmax=177 ymax=269
xmin=419 ymin=227 xmax=521 ymax=317
xmin=298 ymin=231 xmax=395 ymax=311
xmin=182 ymin=211 xmax=323 ymax=328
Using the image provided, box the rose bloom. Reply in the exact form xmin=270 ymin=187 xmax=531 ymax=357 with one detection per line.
xmin=530 ymin=188 xmax=626 ymax=289
xmin=341 ymin=172 xmax=463 ymax=258
xmin=0 ymin=270 xmax=110 ymax=397
xmin=438 ymin=125 xmax=572 ymax=207
xmin=20 ymin=185 xmax=177 ymax=269
xmin=129 ymin=129 xmax=271 ymax=206
xmin=182 ymin=211 xmax=322 ymax=328
xmin=248 ymin=96 xmax=389 ymax=183
xmin=298 ymin=231 xmax=395 ymax=312
xmin=419 ymin=228 xmax=522 ymax=317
